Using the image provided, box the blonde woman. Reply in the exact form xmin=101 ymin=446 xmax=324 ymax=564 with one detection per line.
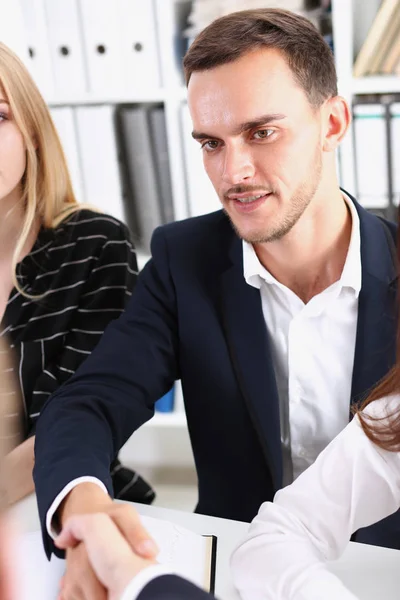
xmin=0 ymin=42 xmax=154 ymax=507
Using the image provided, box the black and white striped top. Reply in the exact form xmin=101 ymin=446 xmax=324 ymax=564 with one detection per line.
xmin=0 ymin=209 xmax=137 ymax=437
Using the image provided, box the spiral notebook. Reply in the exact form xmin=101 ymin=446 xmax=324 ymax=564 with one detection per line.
xmin=14 ymin=514 xmax=217 ymax=600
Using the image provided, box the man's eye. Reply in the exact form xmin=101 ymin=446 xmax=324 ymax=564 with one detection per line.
xmin=254 ymin=129 xmax=273 ymax=139
xmin=201 ymin=140 xmax=219 ymax=151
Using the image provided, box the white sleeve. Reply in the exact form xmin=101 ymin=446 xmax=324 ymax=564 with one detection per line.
xmin=46 ymin=477 xmax=108 ymax=539
xmin=119 ymin=565 xmax=172 ymax=600
xmin=231 ymin=398 xmax=400 ymax=600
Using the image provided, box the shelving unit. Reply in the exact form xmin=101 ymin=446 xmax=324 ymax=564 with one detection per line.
xmin=2 ymin=0 xmax=192 ymax=441
xmin=332 ymin=0 xmax=400 ymax=199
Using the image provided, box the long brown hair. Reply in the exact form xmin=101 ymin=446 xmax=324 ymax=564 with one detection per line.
xmin=183 ymin=8 xmax=338 ymax=108
xmin=358 ymin=217 xmax=400 ymax=451
xmin=0 ymin=43 xmax=89 ymax=297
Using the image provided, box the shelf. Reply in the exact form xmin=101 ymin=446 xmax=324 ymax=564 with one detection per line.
xmin=144 ymin=411 xmax=187 ymax=428
xmin=352 ymin=76 xmax=400 ymax=96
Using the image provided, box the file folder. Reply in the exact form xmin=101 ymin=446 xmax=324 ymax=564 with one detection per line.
xmin=390 ymin=103 xmax=400 ymax=207
xmin=149 ymin=106 xmax=175 ymax=223
xmin=117 ymin=106 xmax=163 ymax=252
xmin=19 ymin=0 xmax=55 ymax=98
xmin=44 ymin=0 xmax=88 ymax=97
xmin=79 ymin=0 xmax=125 ymax=95
xmin=117 ymin=0 xmax=161 ymax=93
xmin=75 ymin=105 xmax=126 ymax=222
xmin=353 ymin=103 xmax=389 ymax=210
xmin=50 ymin=107 xmax=85 ymax=203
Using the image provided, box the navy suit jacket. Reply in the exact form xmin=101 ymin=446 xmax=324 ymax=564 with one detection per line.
xmin=34 ymin=194 xmax=398 ymax=557
xmin=138 ymin=575 xmax=213 ymax=599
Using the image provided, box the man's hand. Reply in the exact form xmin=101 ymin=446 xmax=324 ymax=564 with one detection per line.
xmin=56 ymin=513 xmax=158 ymax=600
xmin=55 ymin=484 xmax=158 ymax=600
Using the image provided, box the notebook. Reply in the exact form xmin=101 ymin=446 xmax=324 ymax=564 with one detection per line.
xmin=14 ymin=514 xmax=217 ymax=600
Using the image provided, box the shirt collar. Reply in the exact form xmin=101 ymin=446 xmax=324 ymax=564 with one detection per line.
xmin=243 ymin=192 xmax=362 ymax=297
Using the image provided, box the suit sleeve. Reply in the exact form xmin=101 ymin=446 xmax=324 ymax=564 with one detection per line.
xmin=33 ymin=227 xmax=180 ymax=558
xmin=27 ymin=224 xmax=137 ymax=435
xmin=136 ymin=575 xmax=215 ymax=600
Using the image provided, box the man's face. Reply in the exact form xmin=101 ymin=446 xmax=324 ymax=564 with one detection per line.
xmin=187 ymin=48 xmax=324 ymax=243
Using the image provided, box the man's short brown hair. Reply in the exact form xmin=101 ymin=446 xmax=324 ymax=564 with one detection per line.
xmin=183 ymin=8 xmax=338 ymax=108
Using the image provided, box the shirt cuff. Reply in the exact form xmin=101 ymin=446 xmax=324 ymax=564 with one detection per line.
xmin=119 ymin=565 xmax=173 ymax=600
xmin=46 ymin=476 xmax=108 ymax=539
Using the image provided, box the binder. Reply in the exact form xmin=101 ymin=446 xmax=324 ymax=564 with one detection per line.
xmin=353 ymin=103 xmax=389 ymax=210
xmin=148 ymin=106 xmax=175 ymax=223
xmin=79 ymin=0 xmax=125 ymax=95
xmin=180 ymin=103 xmax=220 ymax=217
xmin=50 ymin=107 xmax=85 ymax=203
xmin=353 ymin=0 xmax=400 ymax=77
xmin=0 ymin=0 xmax=27 ymax=61
xmin=18 ymin=0 xmax=55 ymax=98
xmin=390 ymin=103 xmax=400 ymax=207
xmin=117 ymin=106 xmax=163 ymax=253
xmin=44 ymin=0 xmax=88 ymax=97
xmin=155 ymin=387 xmax=175 ymax=413
xmin=74 ymin=105 xmax=126 ymax=222
xmin=116 ymin=0 xmax=161 ymax=93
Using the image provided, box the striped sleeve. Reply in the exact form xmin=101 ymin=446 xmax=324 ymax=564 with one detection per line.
xmin=27 ymin=226 xmax=138 ymax=434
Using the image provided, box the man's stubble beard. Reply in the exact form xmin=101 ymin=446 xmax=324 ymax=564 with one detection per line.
xmin=226 ymin=153 xmax=323 ymax=245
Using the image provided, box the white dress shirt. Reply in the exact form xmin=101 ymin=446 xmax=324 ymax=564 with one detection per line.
xmin=243 ymin=193 xmax=361 ymax=484
xmin=231 ymin=395 xmax=400 ymax=600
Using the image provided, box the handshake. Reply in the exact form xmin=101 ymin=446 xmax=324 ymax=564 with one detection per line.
xmin=0 ymin=497 xmax=161 ymax=600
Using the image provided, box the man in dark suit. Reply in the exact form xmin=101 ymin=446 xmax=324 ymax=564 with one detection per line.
xmin=34 ymin=8 xmax=398 ymax=600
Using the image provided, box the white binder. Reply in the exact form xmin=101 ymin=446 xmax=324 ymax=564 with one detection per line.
xmin=353 ymin=104 xmax=389 ymax=209
xmin=180 ymin=103 xmax=220 ymax=217
xmin=19 ymin=0 xmax=54 ymax=98
xmin=50 ymin=107 xmax=85 ymax=203
xmin=390 ymin=103 xmax=400 ymax=207
xmin=74 ymin=105 xmax=126 ymax=222
xmin=79 ymin=0 xmax=125 ymax=95
xmin=44 ymin=0 xmax=88 ymax=97
xmin=0 ymin=0 xmax=28 ymax=64
xmin=117 ymin=0 xmax=161 ymax=93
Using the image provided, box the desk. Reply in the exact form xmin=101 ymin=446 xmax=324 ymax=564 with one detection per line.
xmin=11 ymin=495 xmax=247 ymax=600
xmin=10 ymin=495 xmax=400 ymax=599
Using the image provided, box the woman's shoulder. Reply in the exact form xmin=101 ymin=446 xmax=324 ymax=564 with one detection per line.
xmin=57 ymin=209 xmax=132 ymax=242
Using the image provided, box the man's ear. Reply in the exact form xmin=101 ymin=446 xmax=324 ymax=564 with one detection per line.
xmin=321 ymin=96 xmax=351 ymax=153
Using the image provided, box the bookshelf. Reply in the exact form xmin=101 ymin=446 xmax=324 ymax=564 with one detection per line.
xmin=331 ymin=0 xmax=400 ymax=199
xmin=2 ymin=0 xmax=192 ymax=448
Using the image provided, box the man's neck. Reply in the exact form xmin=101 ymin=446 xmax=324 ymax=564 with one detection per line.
xmin=253 ymin=191 xmax=352 ymax=304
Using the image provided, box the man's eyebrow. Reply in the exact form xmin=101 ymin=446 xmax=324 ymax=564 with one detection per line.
xmin=192 ymin=114 xmax=286 ymax=140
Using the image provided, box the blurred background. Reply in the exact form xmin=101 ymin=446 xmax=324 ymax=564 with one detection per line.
xmin=1 ymin=0 xmax=399 ymax=511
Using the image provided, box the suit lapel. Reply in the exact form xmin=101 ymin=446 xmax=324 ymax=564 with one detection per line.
xmin=351 ymin=201 xmax=397 ymax=406
xmin=219 ymin=234 xmax=282 ymax=489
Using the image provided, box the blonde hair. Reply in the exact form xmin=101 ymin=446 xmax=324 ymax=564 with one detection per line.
xmin=0 ymin=42 xmax=88 ymax=295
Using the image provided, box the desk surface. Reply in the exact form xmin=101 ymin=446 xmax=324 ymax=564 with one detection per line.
xmin=11 ymin=495 xmax=400 ymax=599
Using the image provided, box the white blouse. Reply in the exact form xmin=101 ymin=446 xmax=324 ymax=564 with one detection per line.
xmin=231 ymin=396 xmax=400 ymax=600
